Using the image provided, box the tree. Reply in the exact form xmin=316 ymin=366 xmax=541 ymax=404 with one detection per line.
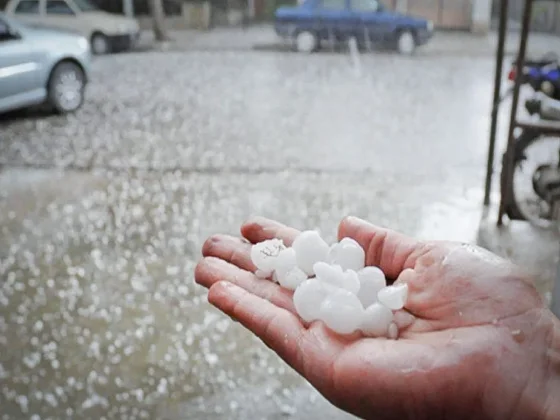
xmin=149 ymin=0 xmax=170 ymax=42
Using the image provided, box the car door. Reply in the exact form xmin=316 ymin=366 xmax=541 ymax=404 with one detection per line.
xmin=316 ymin=0 xmax=351 ymax=43
xmin=44 ymin=0 xmax=80 ymax=33
xmin=0 ymin=17 xmax=46 ymax=112
xmin=350 ymin=0 xmax=389 ymax=43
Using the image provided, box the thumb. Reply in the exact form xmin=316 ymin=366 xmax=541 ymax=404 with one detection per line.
xmin=338 ymin=216 xmax=424 ymax=280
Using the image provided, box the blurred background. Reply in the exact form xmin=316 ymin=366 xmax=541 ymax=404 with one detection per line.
xmin=1 ymin=0 xmax=559 ymax=418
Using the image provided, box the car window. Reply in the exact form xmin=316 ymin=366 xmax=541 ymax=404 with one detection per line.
xmin=14 ymin=0 xmax=40 ymax=14
xmin=351 ymin=0 xmax=379 ymax=11
xmin=319 ymin=0 xmax=346 ymax=10
xmin=46 ymin=0 xmax=76 ymax=15
xmin=72 ymin=0 xmax=98 ymax=12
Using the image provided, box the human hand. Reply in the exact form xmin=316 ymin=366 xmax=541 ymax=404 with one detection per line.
xmin=195 ymin=216 xmax=560 ymax=420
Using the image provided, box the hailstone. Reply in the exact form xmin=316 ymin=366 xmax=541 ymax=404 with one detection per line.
xmin=377 ymin=283 xmax=408 ymax=310
xmin=250 ymin=234 xmax=400 ymax=340
xmin=360 ymin=303 xmax=393 ymax=337
xmin=293 ymin=279 xmax=333 ymax=323
xmin=278 ymin=267 xmax=308 ymax=291
xmin=251 ymin=239 xmax=285 ymax=272
xmin=313 ymin=262 xmax=343 ymax=284
xmin=313 ymin=262 xmax=360 ymax=295
xmin=319 ymin=289 xmax=364 ymax=334
xmin=356 ymin=266 xmax=386 ymax=307
xmin=291 ymin=231 xmax=329 ymax=276
xmin=275 ymin=248 xmax=297 ymax=275
xmin=327 ymin=237 xmax=365 ymax=272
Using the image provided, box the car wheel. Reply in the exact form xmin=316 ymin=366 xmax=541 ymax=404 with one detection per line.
xmin=396 ymin=31 xmax=416 ymax=55
xmin=295 ymin=31 xmax=317 ymax=53
xmin=47 ymin=62 xmax=86 ymax=114
xmin=91 ymin=32 xmax=110 ymax=55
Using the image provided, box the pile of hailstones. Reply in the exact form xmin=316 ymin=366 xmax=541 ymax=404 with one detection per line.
xmin=251 ymin=231 xmax=408 ymax=339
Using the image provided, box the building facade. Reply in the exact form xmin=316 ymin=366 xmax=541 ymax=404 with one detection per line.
xmin=381 ymin=0 xmax=492 ymax=33
xmin=89 ymin=0 xmax=492 ymax=32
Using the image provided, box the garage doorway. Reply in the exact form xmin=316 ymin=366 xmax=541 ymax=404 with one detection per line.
xmin=407 ymin=0 xmax=471 ymax=30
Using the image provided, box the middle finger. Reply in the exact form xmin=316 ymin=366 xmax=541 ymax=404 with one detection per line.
xmin=195 ymin=256 xmax=296 ymax=314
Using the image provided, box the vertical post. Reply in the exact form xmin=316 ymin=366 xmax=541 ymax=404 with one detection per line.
xmin=364 ymin=25 xmax=371 ymax=51
xmin=483 ymin=0 xmax=509 ymax=206
xmin=498 ymin=0 xmax=533 ymax=225
xmin=123 ymin=0 xmax=134 ymax=17
xmin=248 ymin=0 xmax=255 ymax=18
xmin=328 ymin=26 xmax=335 ymax=51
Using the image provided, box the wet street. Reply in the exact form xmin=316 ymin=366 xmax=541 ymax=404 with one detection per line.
xmin=0 ymin=48 xmax=499 ymax=419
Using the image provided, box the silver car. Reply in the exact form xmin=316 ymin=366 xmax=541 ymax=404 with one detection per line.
xmin=0 ymin=12 xmax=91 ymax=114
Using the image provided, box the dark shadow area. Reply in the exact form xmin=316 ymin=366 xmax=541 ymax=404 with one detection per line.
xmin=0 ymin=106 xmax=55 ymax=124
xmin=251 ymin=42 xmax=395 ymax=54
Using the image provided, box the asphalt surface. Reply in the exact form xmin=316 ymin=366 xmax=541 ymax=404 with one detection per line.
xmin=0 ymin=46 xmax=505 ymax=419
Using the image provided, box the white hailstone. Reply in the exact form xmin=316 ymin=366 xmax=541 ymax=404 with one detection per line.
xmin=275 ymin=248 xmax=307 ymax=290
xmin=291 ymin=231 xmax=330 ymax=276
xmin=293 ymin=279 xmax=334 ymax=323
xmin=319 ymin=289 xmax=364 ymax=334
xmin=313 ymin=262 xmax=343 ymax=283
xmin=251 ymin=239 xmax=285 ymax=272
xmin=377 ymin=283 xmax=408 ymax=310
xmin=313 ymin=262 xmax=360 ymax=295
xmin=387 ymin=322 xmax=399 ymax=340
xmin=356 ymin=266 xmax=386 ymax=307
xmin=360 ymin=303 xmax=393 ymax=337
xmin=274 ymin=248 xmax=297 ymax=274
xmin=342 ymin=269 xmax=361 ymax=295
xmin=278 ymin=267 xmax=308 ymax=291
xmin=327 ymin=237 xmax=365 ymax=272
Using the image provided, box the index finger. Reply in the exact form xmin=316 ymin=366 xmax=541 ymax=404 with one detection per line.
xmin=241 ymin=216 xmax=300 ymax=246
xmin=338 ymin=216 xmax=424 ymax=280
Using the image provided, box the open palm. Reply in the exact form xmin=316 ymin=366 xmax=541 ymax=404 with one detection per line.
xmin=195 ymin=216 xmax=558 ymax=420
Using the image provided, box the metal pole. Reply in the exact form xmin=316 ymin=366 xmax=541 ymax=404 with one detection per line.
xmin=123 ymin=0 xmax=134 ymax=18
xmin=498 ymin=0 xmax=533 ymax=225
xmin=364 ymin=25 xmax=371 ymax=52
xmin=483 ymin=0 xmax=509 ymax=206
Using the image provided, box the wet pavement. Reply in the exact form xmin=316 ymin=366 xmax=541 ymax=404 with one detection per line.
xmin=0 ymin=47 xmax=509 ymax=419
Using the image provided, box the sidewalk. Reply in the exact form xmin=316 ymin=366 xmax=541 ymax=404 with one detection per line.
xmin=137 ymin=24 xmax=560 ymax=57
xmin=477 ymin=206 xmax=559 ymax=304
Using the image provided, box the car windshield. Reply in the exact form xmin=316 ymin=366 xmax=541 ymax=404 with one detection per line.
xmin=72 ymin=0 xmax=99 ymax=11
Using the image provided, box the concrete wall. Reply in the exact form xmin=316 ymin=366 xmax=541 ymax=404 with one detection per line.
xmin=389 ymin=0 xmax=492 ymax=33
xmin=471 ymin=0 xmax=492 ymax=34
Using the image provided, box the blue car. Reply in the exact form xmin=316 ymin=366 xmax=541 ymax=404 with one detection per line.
xmin=275 ymin=0 xmax=434 ymax=54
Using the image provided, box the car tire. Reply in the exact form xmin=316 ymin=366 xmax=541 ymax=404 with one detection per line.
xmin=295 ymin=31 xmax=317 ymax=54
xmin=396 ymin=30 xmax=416 ymax=55
xmin=47 ymin=62 xmax=86 ymax=114
xmin=91 ymin=32 xmax=110 ymax=55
